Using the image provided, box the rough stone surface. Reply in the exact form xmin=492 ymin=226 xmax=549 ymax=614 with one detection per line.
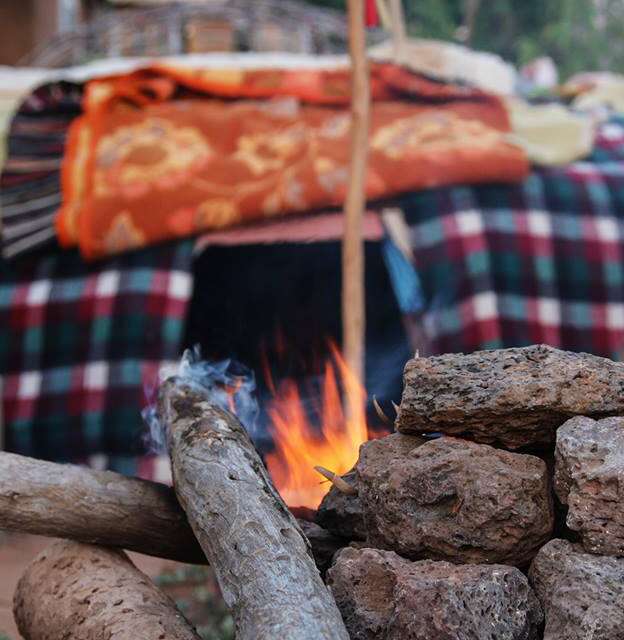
xmin=357 ymin=433 xmax=553 ymax=565
xmin=529 ymin=539 xmax=624 ymax=640
xmin=554 ymin=415 xmax=624 ymax=556
xmin=397 ymin=344 xmax=624 ymax=448
xmin=327 ymin=547 xmax=543 ymax=640
xmin=316 ymin=471 xmax=367 ymax=540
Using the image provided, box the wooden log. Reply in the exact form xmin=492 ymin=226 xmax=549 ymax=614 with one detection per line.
xmin=13 ymin=540 xmax=201 ymax=640
xmin=0 ymin=451 xmax=339 ymax=571
xmin=342 ymin=0 xmax=370 ymax=385
xmin=0 ymin=450 xmax=205 ymax=564
xmin=158 ymin=379 xmax=350 ymax=640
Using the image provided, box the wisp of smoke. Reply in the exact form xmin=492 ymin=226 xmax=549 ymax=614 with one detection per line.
xmin=142 ymin=345 xmax=259 ymax=454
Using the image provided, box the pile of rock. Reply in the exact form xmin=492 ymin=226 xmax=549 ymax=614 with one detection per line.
xmin=317 ymin=344 xmax=624 ymax=640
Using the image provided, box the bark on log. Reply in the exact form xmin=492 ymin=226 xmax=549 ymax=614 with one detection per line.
xmin=0 ymin=451 xmax=335 ymax=571
xmin=0 ymin=450 xmax=205 ymax=564
xmin=158 ymin=379 xmax=350 ymax=640
xmin=13 ymin=540 xmax=201 ymax=640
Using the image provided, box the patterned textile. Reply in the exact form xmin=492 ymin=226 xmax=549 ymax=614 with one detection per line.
xmin=1 ymin=82 xmax=82 ymax=259
xmin=0 ymin=68 xmax=55 ymax=173
xmin=398 ymin=116 xmax=624 ymax=359
xmin=0 ymin=240 xmax=194 ymax=468
xmin=57 ymin=62 xmax=528 ymax=259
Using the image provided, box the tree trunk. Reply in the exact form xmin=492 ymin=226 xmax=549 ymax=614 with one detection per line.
xmin=13 ymin=540 xmax=201 ymax=640
xmin=0 ymin=451 xmax=205 ymax=564
xmin=158 ymin=379 xmax=350 ymax=640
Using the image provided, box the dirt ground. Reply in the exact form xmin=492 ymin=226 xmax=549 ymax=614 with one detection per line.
xmin=0 ymin=531 xmax=230 ymax=640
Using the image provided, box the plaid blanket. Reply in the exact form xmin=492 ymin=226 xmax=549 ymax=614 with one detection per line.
xmin=0 ymin=240 xmax=194 ymax=474
xmin=400 ymin=116 xmax=624 ymax=359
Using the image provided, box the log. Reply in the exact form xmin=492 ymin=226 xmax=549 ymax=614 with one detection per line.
xmin=158 ymin=379 xmax=350 ymax=640
xmin=0 ymin=451 xmax=338 ymax=571
xmin=0 ymin=450 xmax=205 ymax=564
xmin=13 ymin=540 xmax=201 ymax=640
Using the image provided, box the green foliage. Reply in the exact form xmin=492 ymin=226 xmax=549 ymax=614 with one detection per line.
xmin=306 ymin=0 xmax=624 ymax=79
xmin=403 ymin=0 xmax=462 ymax=42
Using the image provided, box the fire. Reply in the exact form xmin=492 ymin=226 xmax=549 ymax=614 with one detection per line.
xmin=264 ymin=343 xmax=370 ymax=510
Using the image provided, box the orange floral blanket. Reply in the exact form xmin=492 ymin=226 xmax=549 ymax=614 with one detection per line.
xmin=57 ymin=63 xmax=529 ymax=259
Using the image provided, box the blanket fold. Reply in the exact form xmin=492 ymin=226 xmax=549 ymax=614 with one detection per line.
xmin=57 ymin=62 xmax=529 ymax=259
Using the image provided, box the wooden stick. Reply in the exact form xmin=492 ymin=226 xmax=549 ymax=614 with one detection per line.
xmin=158 ymin=379 xmax=350 ymax=640
xmin=314 ymin=465 xmax=358 ymax=496
xmin=372 ymin=395 xmax=393 ymax=425
xmin=342 ymin=0 xmax=370 ymax=386
xmin=0 ymin=451 xmax=338 ymax=571
xmin=374 ymin=0 xmax=393 ymax=30
xmin=13 ymin=540 xmax=201 ymax=640
xmin=389 ymin=0 xmax=407 ymax=64
xmin=0 ymin=450 xmax=205 ymax=564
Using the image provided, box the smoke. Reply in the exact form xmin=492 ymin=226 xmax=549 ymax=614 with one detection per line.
xmin=142 ymin=345 xmax=260 ymax=454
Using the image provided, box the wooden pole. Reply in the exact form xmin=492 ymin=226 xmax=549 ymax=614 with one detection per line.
xmin=158 ymin=380 xmax=350 ymax=640
xmin=14 ymin=540 xmax=201 ymax=640
xmin=342 ymin=0 xmax=370 ymax=386
xmin=389 ymin=0 xmax=407 ymax=64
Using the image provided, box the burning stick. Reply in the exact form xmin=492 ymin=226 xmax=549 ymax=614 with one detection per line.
xmin=342 ymin=0 xmax=370 ymax=386
xmin=13 ymin=540 xmax=201 ymax=640
xmin=158 ymin=379 xmax=350 ymax=640
xmin=372 ymin=395 xmax=393 ymax=425
xmin=314 ymin=465 xmax=358 ymax=496
xmin=0 ymin=451 xmax=340 ymax=572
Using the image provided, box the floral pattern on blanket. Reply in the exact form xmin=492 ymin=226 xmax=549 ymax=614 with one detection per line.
xmin=57 ymin=63 xmax=528 ymax=259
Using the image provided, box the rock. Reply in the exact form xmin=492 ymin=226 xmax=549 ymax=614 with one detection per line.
xmin=554 ymin=416 xmax=624 ymax=556
xmin=397 ymin=344 xmax=624 ymax=448
xmin=529 ymin=539 xmax=624 ymax=640
xmin=327 ymin=547 xmax=543 ymax=640
xmin=297 ymin=520 xmax=345 ymax=575
xmin=357 ymin=434 xmax=553 ymax=565
xmin=316 ymin=471 xmax=366 ymax=540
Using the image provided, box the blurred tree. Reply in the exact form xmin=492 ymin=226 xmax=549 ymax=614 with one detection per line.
xmin=305 ymin=0 xmax=624 ymax=79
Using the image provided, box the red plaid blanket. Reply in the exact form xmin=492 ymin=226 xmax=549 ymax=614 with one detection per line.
xmin=399 ymin=116 xmax=624 ymax=359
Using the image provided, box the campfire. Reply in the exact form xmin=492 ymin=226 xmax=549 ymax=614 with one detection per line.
xmin=264 ymin=342 xmax=372 ymax=511
xmin=4 ymin=344 xmax=624 ymax=640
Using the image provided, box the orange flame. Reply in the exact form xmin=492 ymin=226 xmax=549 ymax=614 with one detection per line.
xmin=264 ymin=343 xmax=370 ymax=510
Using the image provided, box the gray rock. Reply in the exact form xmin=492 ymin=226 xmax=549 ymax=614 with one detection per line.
xmin=328 ymin=547 xmax=543 ymax=640
xmin=316 ymin=471 xmax=367 ymax=541
xmin=397 ymin=344 xmax=624 ymax=448
xmin=529 ymin=539 xmax=624 ymax=640
xmin=357 ymin=434 xmax=553 ymax=565
xmin=554 ymin=416 xmax=624 ymax=556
